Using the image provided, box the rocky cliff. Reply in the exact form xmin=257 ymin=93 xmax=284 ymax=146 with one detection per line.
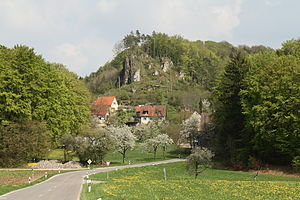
xmin=119 ymin=55 xmax=174 ymax=87
xmin=119 ymin=56 xmax=141 ymax=86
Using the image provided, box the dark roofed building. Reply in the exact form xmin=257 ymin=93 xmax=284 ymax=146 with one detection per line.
xmin=135 ymin=105 xmax=167 ymax=124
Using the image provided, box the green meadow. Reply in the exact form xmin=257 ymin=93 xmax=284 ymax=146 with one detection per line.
xmin=81 ymin=161 xmax=300 ymax=200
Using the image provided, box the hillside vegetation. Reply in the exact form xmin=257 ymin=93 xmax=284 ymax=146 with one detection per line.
xmin=85 ymin=32 xmax=271 ymax=123
xmin=85 ymin=31 xmax=299 ymax=168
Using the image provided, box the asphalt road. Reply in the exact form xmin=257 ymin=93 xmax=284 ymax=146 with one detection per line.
xmin=0 ymin=159 xmax=184 ymax=200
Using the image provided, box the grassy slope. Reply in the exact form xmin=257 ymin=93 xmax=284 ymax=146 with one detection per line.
xmin=81 ymin=162 xmax=300 ymax=200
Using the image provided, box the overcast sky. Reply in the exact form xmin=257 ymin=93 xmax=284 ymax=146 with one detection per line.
xmin=0 ymin=0 xmax=299 ymax=76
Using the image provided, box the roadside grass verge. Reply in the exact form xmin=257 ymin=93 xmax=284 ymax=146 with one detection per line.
xmin=81 ymin=161 xmax=300 ymax=200
xmin=0 ymin=170 xmax=64 ymax=196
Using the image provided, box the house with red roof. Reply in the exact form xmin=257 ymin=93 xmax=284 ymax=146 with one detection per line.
xmin=135 ymin=105 xmax=167 ymax=124
xmin=92 ymin=96 xmax=118 ymax=121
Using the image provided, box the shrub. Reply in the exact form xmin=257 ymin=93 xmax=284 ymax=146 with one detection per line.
xmin=0 ymin=121 xmax=51 ymax=167
xmin=248 ymin=156 xmax=262 ymax=170
xmin=187 ymin=147 xmax=214 ymax=179
xmin=292 ymin=156 xmax=300 ymax=171
xmin=74 ymin=127 xmax=114 ymax=164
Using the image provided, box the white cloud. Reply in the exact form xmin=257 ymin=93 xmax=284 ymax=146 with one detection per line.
xmin=53 ymin=43 xmax=89 ymax=76
xmin=212 ymin=0 xmax=242 ymax=37
xmin=50 ymin=38 xmax=113 ymax=76
xmin=0 ymin=0 xmax=245 ymax=76
xmin=8 ymin=0 xmax=291 ymax=77
xmin=97 ymin=0 xmax=117 ymax=13
xmin=0 ymin=0 xmax=45 ymax=29
xmin=264 ymin=0 xmax=281 ymax=6
xmin=145 ymin=0 xmax=242 ymax=41
xmin=0 ymin=0 xmax=92 ymax=32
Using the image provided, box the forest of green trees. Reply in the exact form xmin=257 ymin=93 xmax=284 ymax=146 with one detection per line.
xmin=214 ymin=47 xmax=300 ymax=168
xmin=0 ymin=32 xmax=299 ymax=169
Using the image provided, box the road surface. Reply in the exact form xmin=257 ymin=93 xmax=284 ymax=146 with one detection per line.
xmin=0 ymin=159 xmax=184 ymax=200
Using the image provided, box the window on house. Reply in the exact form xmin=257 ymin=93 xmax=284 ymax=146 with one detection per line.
xmin=142 ymin=111 xmax=149 ymax=114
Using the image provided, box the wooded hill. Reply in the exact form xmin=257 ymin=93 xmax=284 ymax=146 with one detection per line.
xmin=84 ymin=31 xmax=272 ymax=122
xmin=85 ymin=31 xmax=300 ymax=168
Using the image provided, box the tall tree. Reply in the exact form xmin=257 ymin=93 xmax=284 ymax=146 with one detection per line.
xmin=0 ymin=46 xmax=91 ymax=141
xmin=213 ymin=50 xmax=249 ymax=165
xmin=241 ymin=52 xmax=300 ymax=164
xmin=108 ymin=126 xmax=137 ymax=163
xmin=180 ymin=112 xmax=202 ymax=148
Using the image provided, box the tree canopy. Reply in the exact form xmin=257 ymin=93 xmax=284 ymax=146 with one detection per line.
xmin=0 ymin=45 xmax=91 ymax=141
xmin=214 ymin=39 xmax=300 ymax=167
xmin=241 ymin=52 xmax=300 ymax=164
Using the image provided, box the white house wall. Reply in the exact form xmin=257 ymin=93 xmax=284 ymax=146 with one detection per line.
xmin=111 ymin=98 xmax=119 ymax=111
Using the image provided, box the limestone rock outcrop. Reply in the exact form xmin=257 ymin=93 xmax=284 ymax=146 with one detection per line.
xmin=161 ymin=60 xmax=173 ymax=72
xmin=119 ymin=56 xmax=141 ymax=86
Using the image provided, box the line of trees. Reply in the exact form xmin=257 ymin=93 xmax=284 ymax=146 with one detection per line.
xmin=59 ymin=122 xmax=174 ymax=164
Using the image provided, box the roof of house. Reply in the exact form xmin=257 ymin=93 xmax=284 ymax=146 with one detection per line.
xmin=92 ymin=96 xmax=117 ymax=116
xmin=92 ymin=105 xmax=110 ymax=116
xmin=136 ymin=105 xmax=167 ymax=117
xmin=95 ymin=96 xmax=116 ymax=106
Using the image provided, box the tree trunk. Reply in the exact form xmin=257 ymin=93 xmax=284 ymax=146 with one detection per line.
xmin=195 ymin=163 xmax=198 ymax=179
xmin=63 ymin=147 xmax=67 ymax=163
xmin=122 ymin=148 xmax=126 ymax=163
xmin=163 ymin=146 xmax=166 ymax=159
xmin=154 ymin=146 xmax=157 ymax=160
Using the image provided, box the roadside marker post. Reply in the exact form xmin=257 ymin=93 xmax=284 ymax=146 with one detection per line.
xmin=88 ymin=184 xmax=91 ymax=193
xmin=28 ymin=177 xmax=31 ymax=184
xmin=87 ymin=180 xmax=91 ymax=192
xmin=163 ymin=168 xmax=167 ymax=181
xmin=87 ymin=159 xmax=92 ymax=169
xmin=86 ymin=160 xmax=92 ymax=193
